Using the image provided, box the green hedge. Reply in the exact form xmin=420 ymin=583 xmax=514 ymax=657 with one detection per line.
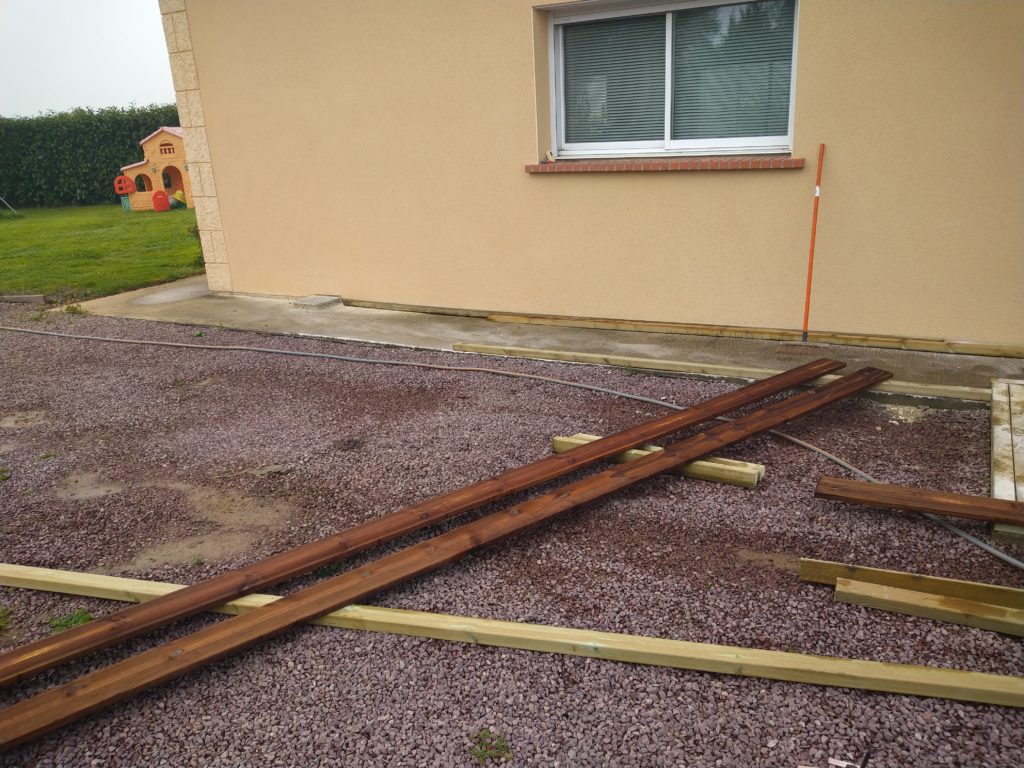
xmin=0 ymin=104 xmax=179 ymax=208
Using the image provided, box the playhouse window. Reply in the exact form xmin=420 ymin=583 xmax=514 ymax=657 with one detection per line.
xmin=551 ymin=0 xmax=797 ymax=158
xmin=134 ymin=174 xmax=152 ymax=192
xmin=159 ymin=142 xmax=175 ymax=156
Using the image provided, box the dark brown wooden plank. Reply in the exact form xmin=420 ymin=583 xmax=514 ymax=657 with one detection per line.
xmin=815 ymin=476 xmax=1024 ymax=526
xmin=0 ymin=366 xmax=890 ymax=749
xmin=0 ymin=359 xmax=845 ymax=688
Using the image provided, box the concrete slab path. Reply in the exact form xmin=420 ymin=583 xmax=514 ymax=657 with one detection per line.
xmin=79 ymin=276 xmax=1023 ymax=391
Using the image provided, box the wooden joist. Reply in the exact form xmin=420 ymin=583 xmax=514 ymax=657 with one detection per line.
xmin=1 ymin=564 xmax=1021 ymax=708
xmin=798 ymin=558 xmax=1024 ymax=610
xmin=483 ymin=312 xmax=1024 ymax=360
xmin=0 ymin=358 xmax=845 ymax=689
xmin=551 ymin=433 xmax=765 ymax=488
xmin=835 ymin=578 xmax=1024 ymax=637
xmin=814 ymin=475 xmax=1024 ymax=527
xmin=991 ymin=379 xmax=1024 ymax=544
xmin=0 ymin=366 xmax=891 ymax=748
xmin=452 ymin=343 xmax=990 ymax=402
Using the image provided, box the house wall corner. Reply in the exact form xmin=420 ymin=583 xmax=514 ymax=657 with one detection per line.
xmin=160 ymin=0 xmax=232 ymax=292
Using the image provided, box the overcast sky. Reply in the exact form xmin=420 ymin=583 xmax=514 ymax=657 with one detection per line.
xmin=0 ymin=0 xmax=174 ymax=117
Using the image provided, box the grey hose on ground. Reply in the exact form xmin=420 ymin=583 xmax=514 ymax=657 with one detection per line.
xmin=2 ymin=324 xmax=1022 ymax=571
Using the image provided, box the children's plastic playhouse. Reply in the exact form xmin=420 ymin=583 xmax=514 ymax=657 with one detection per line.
xmin=115 ymin=127 xmax=192 ymax=212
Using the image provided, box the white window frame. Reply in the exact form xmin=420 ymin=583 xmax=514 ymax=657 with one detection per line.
xmin=545 ymin=0 xmax=798 ymax=159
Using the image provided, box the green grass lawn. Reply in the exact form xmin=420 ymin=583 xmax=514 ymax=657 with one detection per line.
xmin=0 ymin=204 xmax=204 ymax=301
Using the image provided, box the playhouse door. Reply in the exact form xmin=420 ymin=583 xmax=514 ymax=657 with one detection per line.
xmin=163 ymin=166 xmax=184 ymax=196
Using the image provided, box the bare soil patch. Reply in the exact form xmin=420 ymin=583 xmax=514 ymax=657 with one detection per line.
xmin=733 ymin=548 xmax=800 ymax=573
xmin=53 ymin=471 xmax=125 ymax=501
xmin=118 ymin=483 xmax=294 ymax=569
xmin=880 ymin=403 xmax=930 ymax=424
xmin=0 ymin=410 xmax=48 ymax=429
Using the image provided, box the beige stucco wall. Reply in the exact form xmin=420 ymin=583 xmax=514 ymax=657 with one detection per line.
xmin=182 ymin=0 xmax=1023 ymax=346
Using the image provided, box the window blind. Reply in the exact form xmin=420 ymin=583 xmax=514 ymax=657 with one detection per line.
xmin=563 ymin=15 xmax=666 ymax=143
xmin=671 ymin=0 xmax=795 ymax=140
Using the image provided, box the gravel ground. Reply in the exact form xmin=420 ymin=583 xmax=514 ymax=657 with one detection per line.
xmin=0 ymin=303 xmax=1021 ymax=768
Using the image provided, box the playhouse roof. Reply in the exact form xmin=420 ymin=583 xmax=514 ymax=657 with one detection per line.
xmin=138 ymin=126 xmax=184 ymax=146
xmin=120 ymin=127 xmax=186 ymax=172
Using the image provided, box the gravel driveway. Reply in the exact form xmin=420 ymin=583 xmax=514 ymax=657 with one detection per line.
xmin=0 ymin=303 xmax=1021 ymax=767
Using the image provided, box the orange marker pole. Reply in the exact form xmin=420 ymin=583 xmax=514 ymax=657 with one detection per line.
xmin=801 ymin=143 xmax=826 ymax=342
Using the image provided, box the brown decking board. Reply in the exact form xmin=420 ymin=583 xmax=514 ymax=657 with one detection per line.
xmin=815 ymin=475 xmax=1024 ymax=526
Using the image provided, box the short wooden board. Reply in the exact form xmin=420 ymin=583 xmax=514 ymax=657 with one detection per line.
xmin=552 ymin=433 xmax=764 ymax=488
xmin=835 ymin=578 xmax=1024 ymax=637
xmin=814 ymin=475 xmax=1024 ymax=527
xmin=799 ymin=558 xmax=1024 ymax=610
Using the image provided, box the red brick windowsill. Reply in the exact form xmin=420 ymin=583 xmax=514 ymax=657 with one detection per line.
xmin=525 ymin=156 xmax=805 ymax=173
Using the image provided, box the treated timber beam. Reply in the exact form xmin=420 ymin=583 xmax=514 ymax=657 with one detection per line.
xmin=991 ymin=381 xmax=1018 ymax=502
xmin=483 ymin=312 xmax=1024 ymax=360
xmin=452 ymin=343 xmax=990 ymax=402
xmin=991 ymin=379 xmax=1024 ymax=544
xmin=0 ymin=358 xmax=844 ymax=688
xmin=798 ymin=558 xmax=1024 ymax=610
xmin=834 ymin=578 xmax=1024 ymax=638
xmin=0 ymin=366 xmax=890 ymax=748
xmin=551 ymin=433 xmax=764 ymax=488
xmin=1 ymin=564 xmax=1021 ymax=708
xmin=814 ymin=476 xmax=1024 ymax=527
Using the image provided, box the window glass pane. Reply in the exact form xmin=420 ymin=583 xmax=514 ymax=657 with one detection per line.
xmin=563 ymin=15 xmax=666 ymax=143
xmin=672 ymin=0 xmax=795 ymax=140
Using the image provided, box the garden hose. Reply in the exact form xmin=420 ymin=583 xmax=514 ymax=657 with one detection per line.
xmin=1 ymin=323 xmax=1021 ymax=571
